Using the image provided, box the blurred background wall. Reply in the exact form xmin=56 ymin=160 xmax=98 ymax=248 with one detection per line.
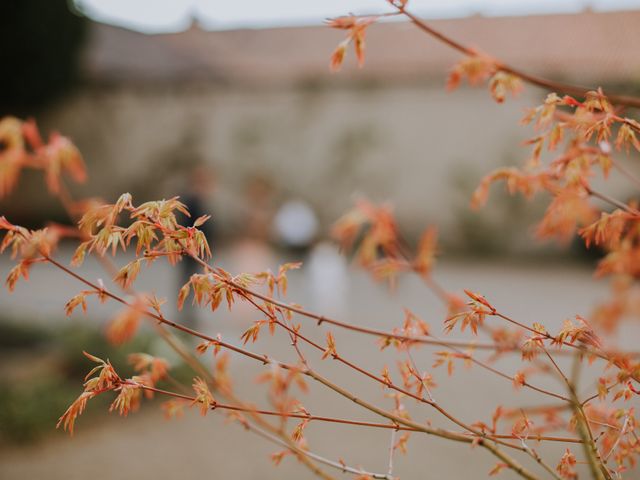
xmin=2 ymin=2 xmax=640 ymax=253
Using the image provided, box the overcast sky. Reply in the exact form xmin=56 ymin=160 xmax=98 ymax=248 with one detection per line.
xmin=75 ymin=0 xmax=640 ymax=33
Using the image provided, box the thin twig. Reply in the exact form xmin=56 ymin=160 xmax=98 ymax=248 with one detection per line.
xmin=569 ymin=354 xmax=612 ymax=480
xmin=248 ymin=422 xmax=393 ymax=480
xmin=387 ymin=428 xmax=397 ymax=478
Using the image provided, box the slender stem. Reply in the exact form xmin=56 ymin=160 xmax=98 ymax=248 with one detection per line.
xmin=226 ymin=296 xmax=532 ymax=450
xmin=142 ymin=382 xmax=581 ymax=443
xmin=245 ymin=422 xmax=392 ymax=480
xmin=240 ymin=292 xmax=310 ymax=367
xmin=138 ymin=383 xmax=415 ymax=432
xmin=179 ymin=245 xmax=640 ymax=362
xmin=440 ymin=340 xmax=570 ymax=402
xmin=569 ymin=355 xmax=612 ymax=480
xmin=269 ymin=314 xmax=550 ymax=448
xmin=581 ymin=381 xmax=620 ymax=408
xmin=495 ymin=312 xmax=623 ymax=366
xmin=234 ymin=261 xmax=572 ymax=410
xmin=519 ymin=440 xmax=564 ymax=480
xmin=542 ymin=349 xmax=571 ymax=388
xmin=233 ymin=280 xmax=509 ymax=351
xmin=602 ymin=413 xmax=630 ymax=463
xmin=306 ymin=369 xmax=541 ymax=480
xmin=406 ymin=349 xmax=435 ymax=402
xmin=586 ymin=187 xmax=640 ymax=215
xmin=387 ymin=429 xmax=397 ymax=477
xmin=611 ymin=158 xmax=640 ymax=191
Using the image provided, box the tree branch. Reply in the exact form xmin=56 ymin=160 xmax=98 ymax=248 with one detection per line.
xmin=395 ymin=5 xmax=640 ymax=109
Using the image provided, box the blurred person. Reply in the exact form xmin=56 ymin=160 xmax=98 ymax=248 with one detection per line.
xmin=306 ymin=241 xmax=349 ymax=318
xmin=181 ymin=164 xmax=216 ymax=236
xmin=228 ymin=175 xmax=278 ymax=319
xmin=273 ymin=198 xmax=319 ymax=253
xmin=271 ymin=198 xmax=345 ymax=318
xmin=178 ymin=164 xmax=216 ymax=329
xmin=239 ymin=174 xmax=276 ymax=242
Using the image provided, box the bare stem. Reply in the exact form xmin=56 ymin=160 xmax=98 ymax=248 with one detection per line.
xmin=247 ymin=422 xmax=392 ymax=480
xmin=586 ymin=187 xmax=640 ymax=215
xmin=387 ymin=429 xmax=397 ymax=478
xmin=569 ymin=355 xmax=612 ymax=480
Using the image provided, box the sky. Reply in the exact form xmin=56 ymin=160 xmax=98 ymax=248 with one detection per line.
xmin=75 ymin=0 xmax=640 ymax=33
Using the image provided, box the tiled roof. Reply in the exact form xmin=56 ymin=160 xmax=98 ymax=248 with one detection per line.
xmin=82 ymin=9 xmax=640 ymax=86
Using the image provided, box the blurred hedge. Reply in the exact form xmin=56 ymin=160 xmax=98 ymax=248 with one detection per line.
xmin=0 ymin=0 xmax=87 ymax=114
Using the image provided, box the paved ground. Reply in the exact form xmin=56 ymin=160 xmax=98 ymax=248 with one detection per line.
xmin=1 ymin=244 xmax=637 ymax=479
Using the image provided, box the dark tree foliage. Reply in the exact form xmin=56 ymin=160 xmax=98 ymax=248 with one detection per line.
xmin=0 ymin=0 xmax=87 ymax=114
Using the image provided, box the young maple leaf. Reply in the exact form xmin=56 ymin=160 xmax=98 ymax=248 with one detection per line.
xmin=56 ymin=391 xmax=96 ymax=435
xmin=57 ymin=352 xmax=122 ymax=435
xmin=109 ymin=383 xmax=142 ymax=416
xmin=554 ymin=316 xmax=602 ymax=349
xmin=321 ymin=332 xmax=337 ymax=360
xmin=447 ymin=55 xmax=497 ymax=91
xmin=413 ymin=226 xmax=438 ymax=277
xmin=105 ymin=301 xmax=144 ymax=345
xmin=0 ymin=117 xmax=27 ymax=198
xmin=556 ymin=449 xmax=577 ymax=479
xmin=326 ymin=16 xmax=376 ymax=72
xmin=191 ymin=377 xmax=215 ymax=416
xmin=536 ymin=188 xmax=598 ymax=244
xmin=489 ymin=72 xmax=523 ymax=103
xmin=512 ymin=371 xmax=526 ymax=390
xmin=43 ymin=133 xmax=87 ymax=194
xmin=489 ymin=462 xmax=508 ymax=476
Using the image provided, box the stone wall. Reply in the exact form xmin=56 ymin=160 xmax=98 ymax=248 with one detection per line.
xmin=11 ymin=82 xmax=638 ymax=251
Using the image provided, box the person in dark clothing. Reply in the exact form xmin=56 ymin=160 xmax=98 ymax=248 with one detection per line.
xmin=178 ymin=164 xmax=216 ymax=330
